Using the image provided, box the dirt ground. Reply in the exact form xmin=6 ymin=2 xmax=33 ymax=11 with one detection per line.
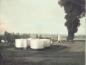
xmin=0 ymin=41 xmax=85 ymax=65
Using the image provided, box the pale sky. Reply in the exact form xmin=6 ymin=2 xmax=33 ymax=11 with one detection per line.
xmin=0 ymin=0 xmax=85 ymax=35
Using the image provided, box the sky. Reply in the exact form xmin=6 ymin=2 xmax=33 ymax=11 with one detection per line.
xmin=0 ymin=0 xmax=85 ymax=35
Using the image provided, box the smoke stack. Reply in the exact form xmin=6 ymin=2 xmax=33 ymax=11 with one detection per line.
xmin=58 ymin=0 xmax=85 ymax=41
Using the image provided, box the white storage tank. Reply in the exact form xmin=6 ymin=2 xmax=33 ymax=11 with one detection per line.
xmin=30 ymin=39 xmax=45 ymax=49
xmin=27 ymin=38 xmax=32 ymax=47
xmin=41 ymin=39 xmax=52 ymax=48
xmin=15 ymin=39 xmax=27 ymax=49
xmin=22 ymin=39 xmax=27 ymax=49
xmin=30 ymin=39 xmax=52 ymax=49
xmin=15 ymin=39 xmax=23 ymax=48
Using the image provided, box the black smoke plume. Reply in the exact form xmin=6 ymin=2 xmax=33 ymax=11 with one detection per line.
xmin=58 ymin=0 xmax=85 ymax=41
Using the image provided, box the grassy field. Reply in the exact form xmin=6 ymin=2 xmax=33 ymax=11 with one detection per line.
xmin=0 ymin=41 xmax=85 ymax=65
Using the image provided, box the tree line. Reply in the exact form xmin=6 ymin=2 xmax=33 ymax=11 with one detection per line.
xmin=0 ymin=31 xmax=30 ymax=43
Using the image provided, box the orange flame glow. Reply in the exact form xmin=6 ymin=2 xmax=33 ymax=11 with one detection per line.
xmin=0 ymin=22 xmax=6 ymax=32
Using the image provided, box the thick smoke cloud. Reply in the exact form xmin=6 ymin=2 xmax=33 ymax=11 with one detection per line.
xmin=58 ymin=0 xmax=85 ymax=41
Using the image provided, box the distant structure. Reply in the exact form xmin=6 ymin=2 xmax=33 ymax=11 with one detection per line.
xmin=58 ymin=34 xmax=62 ymax=43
